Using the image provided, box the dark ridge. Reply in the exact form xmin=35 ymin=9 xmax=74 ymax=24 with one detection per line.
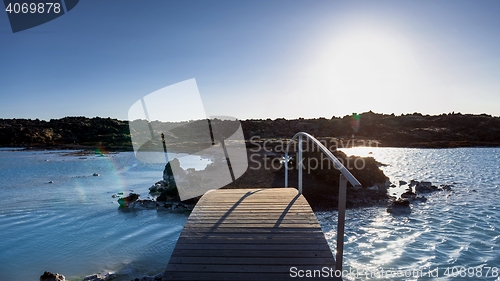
xmin=1 ymin=111 xmax=500 ymax=149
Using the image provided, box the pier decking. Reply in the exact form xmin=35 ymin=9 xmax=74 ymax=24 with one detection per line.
xmin=163 ymin=188 xmax=341 ymax=280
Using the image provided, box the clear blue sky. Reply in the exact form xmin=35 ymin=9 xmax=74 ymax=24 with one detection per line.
xmin=1 ymin=0 xmax=500 ymax=121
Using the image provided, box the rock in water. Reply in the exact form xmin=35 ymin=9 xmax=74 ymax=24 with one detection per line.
xmin=440 ymin=184 xmax=453 ymax=191
xmin=83 ymin=272 xmax=116 ymax=281
xmin=40 ymin=271 xmax=65 ymax=281
xmin=386 ymin=198 xmax=411 ymax=215
xmin=152 ymin=159 xmax=182 ymax=202
xmin=163 ymin=159 xmax=180 ymax=187
xmin=401 ymin=191 xmax=416 ymax=200
xmin=129 ymin=199 xmax=158 ymax=209
xmin=409 ymin=180 xmax=419 ymax=187
xmin=415 ymin=181 xmax=436 ymax=193
xmin=117 ymin=193 xmax=140 ymax=207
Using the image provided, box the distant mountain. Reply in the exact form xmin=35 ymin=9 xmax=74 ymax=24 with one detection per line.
xmin=1 ymin=112 xmax=500 ymax=149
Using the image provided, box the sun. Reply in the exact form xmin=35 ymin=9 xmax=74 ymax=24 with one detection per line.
xmin=300 ymin=26 xmax=421 ymax=112
xmin=341 ymin=33 xmax=410 ymax=83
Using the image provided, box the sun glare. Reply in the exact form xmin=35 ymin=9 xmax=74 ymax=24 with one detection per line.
xmin=301 ymin=26 xmax=422 ymax=113
xmin=331 ymin=31 xmax=415 ymax=90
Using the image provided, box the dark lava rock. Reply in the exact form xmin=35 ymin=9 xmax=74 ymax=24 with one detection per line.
xmin=40 ymin=271 xmax=65 ymax=281
xmin=117 ymin=193 xmax=139 ymax=207
xmin=387 ymin=198 xmax=411 ymax=214
xmin=393 ymin=198 xmax=410 ymax=207
xmin=163 ymin=159 xmax=178 ymax=187
xmin=83 ymin=272 xmax=116 ymax=281
xmin=401 ymin=191 xmax=416 ymax=199
xmin=129 ymin=199 xmax=157 ymax=209
xmin=440 ymin=184 xmax=453 ymax=191
xmin=301 ymin=150 xmax=389 ymax=189
xmin=409 ymin=179 xmax=419 ymax=188
xmin=415 ymin=181 xmax=438 ymax=193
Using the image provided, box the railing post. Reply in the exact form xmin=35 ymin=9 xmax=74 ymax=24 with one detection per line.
xmin=285 ymin=152 xmax=288 ymax=188
xmin=336 ymin=174 xmax=347 ymax=272
xmin=298 ymin=135 xmax=303 ymax=194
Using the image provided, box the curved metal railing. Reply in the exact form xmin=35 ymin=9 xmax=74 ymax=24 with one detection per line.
xmin=284 ymin=132 xmax=362 ymax=272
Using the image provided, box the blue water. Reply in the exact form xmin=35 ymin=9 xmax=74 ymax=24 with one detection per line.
xmin=0 ymin=150 xmax=210 ymax=281
xmin=318 ymin=147 xmax=500 ymax=280
xmin=0 ymin=148 xmax=499 ymax=280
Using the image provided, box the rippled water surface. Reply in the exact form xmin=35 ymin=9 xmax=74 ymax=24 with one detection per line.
xmin=1 ymin=148 xmax=499 ymax=280
xmin=318 ymin=147 xmax=500 ymax=280
xmin=0 ymin=150 xmax=209 ymax=281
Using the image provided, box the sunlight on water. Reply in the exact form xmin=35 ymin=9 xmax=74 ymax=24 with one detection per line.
xmin=319 ymin=147 xmax=500 ymax=281
xmin=339 ymin=146 xmax=377 ymax=158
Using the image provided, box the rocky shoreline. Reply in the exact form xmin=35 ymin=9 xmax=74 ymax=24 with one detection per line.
xmin=39 ymin=271 xmax=163 ymax=281
xmin=2 ymin=112 xmax=500 ymax=150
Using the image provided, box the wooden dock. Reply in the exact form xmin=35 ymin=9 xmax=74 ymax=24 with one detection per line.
xmin=163 ymin=188 xmax=342 ymax=280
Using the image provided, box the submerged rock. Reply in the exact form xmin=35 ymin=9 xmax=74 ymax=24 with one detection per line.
xmin=83 ymin=272 xmax=116 ymax=281
xmin=40 ymin=271 xmax=65 ymax=281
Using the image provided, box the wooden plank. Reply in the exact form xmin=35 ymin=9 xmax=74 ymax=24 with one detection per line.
xmin=175 ymin=236 xmax=329 ymax=243
xmin=178 ymin=231 xmax=328 ymax=239
xmin=181 ymin=223 xmax=320 ymax=228
xmin=165 ymin=264 xmax=335 ymax=273
xmin=170 ymin=249 xmax=334 ymax=258
xmin=165 ymin=272 xmax=341 ymax=281
xmin=177 ymin=227 xmax=325 ymax=232
xmin=172 ymin=243 xmax=332 ymax=251
xmin=163 ymin=188 xmax=341 ymax=281
xmin=168 ymin=257 xmax=335 ymax=265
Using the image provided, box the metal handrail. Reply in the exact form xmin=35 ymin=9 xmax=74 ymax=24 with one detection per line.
xmin=284 ymin=132 xmax=362 ymax=272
